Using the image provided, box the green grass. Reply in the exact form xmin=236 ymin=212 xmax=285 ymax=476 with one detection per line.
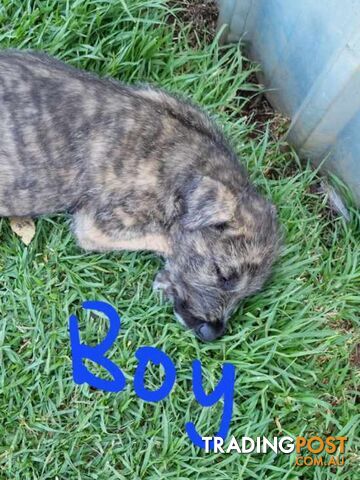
xmin=0 ymin=1 xmax=359 ymax=479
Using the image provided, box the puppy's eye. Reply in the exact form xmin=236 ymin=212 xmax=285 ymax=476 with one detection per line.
xmin=213 ymin=222 xmax=228 ymax=232
xmin=214 ymin=264 xmax=238 ymax=289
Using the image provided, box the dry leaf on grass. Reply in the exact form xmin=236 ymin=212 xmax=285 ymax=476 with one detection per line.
xmin=10 ymin=217 xmax=36 ymax=245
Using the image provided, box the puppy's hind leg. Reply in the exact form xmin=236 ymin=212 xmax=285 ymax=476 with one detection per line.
xmin=72 ymin=209 xmax=171 ymax=255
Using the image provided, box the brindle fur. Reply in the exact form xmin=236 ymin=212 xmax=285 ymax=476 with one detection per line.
xmin=0 ymin=50 xmax=280 ymax=341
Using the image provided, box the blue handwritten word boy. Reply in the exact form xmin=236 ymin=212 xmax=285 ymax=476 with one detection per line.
xmin=69 ymin=301 xmax=236 ymax=449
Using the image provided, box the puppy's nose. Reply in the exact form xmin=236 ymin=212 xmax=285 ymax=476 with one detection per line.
xmin=196 ymin=322 xmax=225 ymax=342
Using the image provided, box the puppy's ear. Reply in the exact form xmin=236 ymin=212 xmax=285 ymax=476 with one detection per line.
xmin=181 ymin=176 xmax=236 ymax=230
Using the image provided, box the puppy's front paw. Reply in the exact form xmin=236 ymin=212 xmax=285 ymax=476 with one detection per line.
xmin=153 ymin=270 xmax=174 ymax=301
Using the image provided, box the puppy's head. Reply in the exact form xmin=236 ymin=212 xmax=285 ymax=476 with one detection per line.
xmin=156 ymin=175 xmax=280 ymax=341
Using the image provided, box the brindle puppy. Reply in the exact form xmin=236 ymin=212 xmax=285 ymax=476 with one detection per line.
xmin=0 ymin=50 xmax=280 ymax=341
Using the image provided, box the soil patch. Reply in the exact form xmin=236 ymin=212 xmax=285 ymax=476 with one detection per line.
xmin=168 ymin=0 xmax=218 ymax=45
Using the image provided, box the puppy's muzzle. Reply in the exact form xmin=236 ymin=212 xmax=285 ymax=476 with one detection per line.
xmin=196 ymin=321 xmax=226 ymax=342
